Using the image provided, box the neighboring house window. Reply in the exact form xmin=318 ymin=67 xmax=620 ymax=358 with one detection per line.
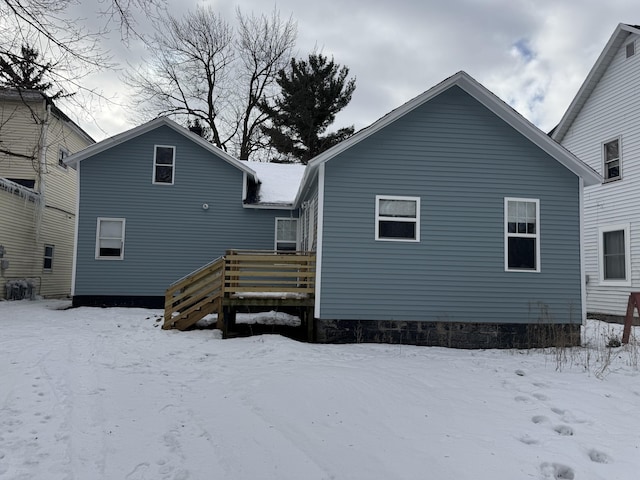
xmin=6 ymin=178 xmax=35 ymax=189
xmin=505 ymin=198 xmax=540 ymax=272
xmin=375 ymin=195 xmax=420 ymax=242
xmin=153 ymin=145 xmax=175 ymax=184
xmin=626 ymin=41 xmax=635 ymax=58
xmin=58 ymin=148 xmax=69 ymax=169
xmin=603 ymin=138 xmax=621 ymax=181
xmin=275 ymin=218 xmax=298 ymax=251
xmin=96 ymin=218 xmax=126 ymax=259
xmin=599 ymin=224 xmax=631 ymax=284
xmin=43 ymin=245 xmax=54 ymax=271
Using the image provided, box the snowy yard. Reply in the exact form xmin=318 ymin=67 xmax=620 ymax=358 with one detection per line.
xmin=1 ymin=300 xmax=639 ymax=480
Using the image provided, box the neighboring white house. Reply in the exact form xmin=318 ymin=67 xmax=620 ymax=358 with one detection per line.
xmin=553 ymin=23 xmax=640 ymax=317
xmin=0 ymin=88 xmax=94 ymax=300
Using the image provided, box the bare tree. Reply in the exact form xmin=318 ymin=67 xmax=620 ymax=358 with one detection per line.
xmin=125 ymin=6 xmax=296 ymax=160
xmin=0 ymin=0 xmax=163 ymax=116
xmin=0 ymin=1 xmax=160 ymax=167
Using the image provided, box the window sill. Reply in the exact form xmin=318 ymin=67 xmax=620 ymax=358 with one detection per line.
xmin=599 ymin=279 xmax=631 ymax=287
xmin=602 ymin=177 xmax=621 ymax=184
xmin=375 ymin=238 xmax=420 ymax=243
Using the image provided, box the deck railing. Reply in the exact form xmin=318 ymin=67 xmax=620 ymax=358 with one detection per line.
xmin=163 ymin=250 xmax=316 ymax=330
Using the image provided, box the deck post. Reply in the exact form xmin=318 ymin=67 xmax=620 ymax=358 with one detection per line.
xmin=306 ymin=307 xmax=315 ymax=342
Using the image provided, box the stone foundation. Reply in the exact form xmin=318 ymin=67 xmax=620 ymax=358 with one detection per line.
xmin=315 ymin=319 xmax=581 ymax=349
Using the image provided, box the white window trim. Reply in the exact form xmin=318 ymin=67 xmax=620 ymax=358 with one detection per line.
xmin=95 ymin=217 xmax=126 ymax=260
xmin=43 ymin=244 xmax=54 ymax=272
xmin=504 ymin=197 xmax=540 ymax=273
xmin=598 ymin=223 xmax=631 ymax=286
xmin=602 ymin=136 xmax=622 ymax=182
xmin=152 ymin=145 xmax=176 ymax=185
xmin=375 ymin=195 xmax=420 ymax=242
xmin=275 ymin=217 xmax=299 ymax=251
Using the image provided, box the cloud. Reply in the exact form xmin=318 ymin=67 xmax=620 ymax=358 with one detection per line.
xmin=53 ymin=0 xmax=639 ymax=143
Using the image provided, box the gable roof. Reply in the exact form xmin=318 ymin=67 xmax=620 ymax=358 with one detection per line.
xmin=552 ymin=23 xmax=640 ymax=142
xmin=0 ymin=87 xmax=95 ymax=145
xmin=64 ymin=117 xmax=258 ymax=182
xmin=294 ymin=71 xmax=600 ymax=204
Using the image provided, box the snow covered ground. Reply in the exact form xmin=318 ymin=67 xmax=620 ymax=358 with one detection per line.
xmin=1 ymin=300 xmax=639 ymax=480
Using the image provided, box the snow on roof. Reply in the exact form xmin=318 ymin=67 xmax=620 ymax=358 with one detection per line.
xmin=246 ymin=161 xmax=306 ymax=206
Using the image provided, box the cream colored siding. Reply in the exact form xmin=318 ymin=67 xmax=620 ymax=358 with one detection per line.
xmin=561 ymin=31 xmax=640 ymax=315
xmin=0 ymin=191 xmax=41 ymax=295
xmin=0 ymin=94 xmax=93 ymax=299
xmin=0 ymin=99 xmax=44 ymax=185
xmin=41 ymin=112 xmax=81 ymax=214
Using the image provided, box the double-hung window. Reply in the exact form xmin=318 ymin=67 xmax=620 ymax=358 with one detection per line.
xmin=96 ymin=218 xmax=126 ymax=259
xmin=43 ymin=245 xmax=54 ymax=271
xmin=275 ymin=218 xmax=298 ymax=251
xmin=375 ymin=195 xmax=420 ymax=242
xmin=599 ymin=224 xmax=631 ymax=284
xmin=505 ymin=198 xmax=540 ymax=272
xmin=153 ymin=145 xmax=175 ymax=184
xmin=603 ymin=138 xmax=621 ymax=182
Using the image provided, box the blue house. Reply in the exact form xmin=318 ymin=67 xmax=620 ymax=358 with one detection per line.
xmin=67 ymin=72 xmax=600 ymax=348
xmin=66 ymin=118 xmax=303 ymax=308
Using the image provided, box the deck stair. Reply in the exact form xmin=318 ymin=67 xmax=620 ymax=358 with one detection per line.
xmin=163 ymin=250 xmax=316 ymax=333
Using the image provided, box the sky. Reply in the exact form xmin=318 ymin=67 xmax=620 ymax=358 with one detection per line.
xmin=65 ymin=0 xmax=640 ymax=143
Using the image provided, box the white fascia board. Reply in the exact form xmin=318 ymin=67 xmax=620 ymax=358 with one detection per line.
xmin=552 ymin=24 xmax=640 ymax=143
xmin=301 ymin=71 xmax=601 ymax=187
xmin=64 ymin=117 xmax=259 ymax=183
xmin=456 ymin=75 xmax=602 ymax=186
xmin=242 ymin=203 xmax=296 ymax=210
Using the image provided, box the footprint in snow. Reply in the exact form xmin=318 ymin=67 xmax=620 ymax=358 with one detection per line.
xmin=532 ymin=393 xmax=548 ymax=401
xmin=126 ymin=462 xmax=150 ymax=480
xmin=551 ymin=407 xmax=565 ymax=415
xmin=532 ymin=415 xmax=549 ymax=424
xmin=588 ymin=448 xmax=612 ymax=464
xmin=554 ymin=425 xmax=574 ymax=436
xmin=518 ymin=434 xmax=539 ymax=445
xmin=515 ymin=395 xmax=533 ymax=403
xmin=540 ymin=462 xmax=575 ymax=480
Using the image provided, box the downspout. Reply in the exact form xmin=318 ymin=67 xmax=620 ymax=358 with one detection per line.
xmin=35 ymin=99 xmax=50 ymax=242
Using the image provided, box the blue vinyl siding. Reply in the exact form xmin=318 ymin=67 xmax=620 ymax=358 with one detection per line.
xmin=75 ymin=125 xmax=286 ymax=296
xmin=319 ymin=86 xmax=582 ymax=324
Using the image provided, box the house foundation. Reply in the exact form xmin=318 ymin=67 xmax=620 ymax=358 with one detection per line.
xmin=315 ymin=319 xmax=581 ymax=349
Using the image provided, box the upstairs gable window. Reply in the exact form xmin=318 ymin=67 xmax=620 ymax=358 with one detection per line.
xmin=603 ymin=138 xmax=621 ymax=182
xmin=153 ymin=145 xmax=175 ymax=184
xmin=626 ymin=41 xmax=635 ymax=58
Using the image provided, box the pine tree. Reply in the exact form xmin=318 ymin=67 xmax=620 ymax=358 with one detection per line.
xmin=260 ymin=54 xmax=356 ymax=164
xmin=0 ymin=44 xmax=65 ymax=98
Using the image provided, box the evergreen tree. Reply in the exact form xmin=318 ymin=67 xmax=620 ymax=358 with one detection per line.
xmin=0 ymin=44 xmax=65 ymax=98
xmin=260 ymin=54 xmax=356 ymax=164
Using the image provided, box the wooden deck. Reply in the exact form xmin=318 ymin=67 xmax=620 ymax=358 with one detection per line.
xmin=163 ymin=250 xmax=316 ymax=338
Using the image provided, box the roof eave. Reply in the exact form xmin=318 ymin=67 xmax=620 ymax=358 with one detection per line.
xmin=64 ymin=117 xmax=258 ymax=182
xmin=300 ymin=71 xmax=601 ymax=189
xmin=552 ymin=23 xmax=640 ymax=142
